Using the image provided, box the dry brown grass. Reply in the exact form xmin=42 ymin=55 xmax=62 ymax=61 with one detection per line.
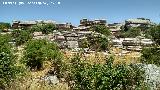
xmin=63 ymin=51 xmax=106 ymax=65
xmin=112 ymin=47 xmax=141 ymax=65
xmin=63 ymin=49 xmax=141 ymax=65
xmin=9 ymin=79 xmax=69 ymax=90
xmin=8 ymin=61 xmax=69 ymax=90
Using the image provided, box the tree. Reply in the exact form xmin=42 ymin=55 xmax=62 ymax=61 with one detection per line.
xmin=87 ymin=33 xmax=109 ymax=51
xmin=30 ymin=23 xmax=57 ymax=34
xmin=147 ymin=25 xmax=160 ymax=45
xmin=0 ymin=34 xmax=12 ymax=45
xmin=22 ymin=39 xmax=62 ymax=70
xmin=42 ymin=23 xmax=57 ymax=34
xmin=119 ymin=27 xmax=141 ymax=38
xmin=12 ymin=30 xmax=33 ymax=46
xmin=141 ymin=47 xmax=160 ymax=66
xmin=91 ymin=25 xmax=111 ymax=36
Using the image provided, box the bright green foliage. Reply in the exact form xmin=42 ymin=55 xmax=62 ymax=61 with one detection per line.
xmin=141 ymin=47 xmax=160 ymax=66
xmin=64 ymin=55 xmax=146 ymax=90
xmin=120 ymin=27 xmax=141 ymax=38
xmin=0 ymin=34 xmax=12 ymax=46
xmin=22 ymin=39 xmax=62 ymax=70
xmin=0 ymin=35 xmax=20 ymax=89
xmin=91 ymin=25 xmax=111 ymax=36
xmin=30 ymin=23 xmax=57 ymax=34
xmin=12 ymin=30 xmax=33 ymax=46
xmin=0 ymin=51 xmax=15 ymax=89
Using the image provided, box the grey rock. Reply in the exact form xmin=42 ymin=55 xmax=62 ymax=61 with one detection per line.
xmin=137 ymin=64 xmax=160 ymax=90
xmin=41 ymin=75 xmax=59 ymax=85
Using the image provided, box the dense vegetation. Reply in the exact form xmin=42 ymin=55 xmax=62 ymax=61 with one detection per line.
xmin=60 ymin=55 xmax=147 ymax=90
xmin=22 ymin=39 xmax=62 ymax=70
xmin=146 ymin=25 xmax=160 ymax=45
xmin=136 ymin=24 xmax=160 ymax=88
xmin=91 ymin=25 xmax=111 ymax=36
xmin=12 ymin=30 xmax=33 ymax=46
xmin=119 ymin=27 xmax=141 ymax=38
xmin=141 ymin=47 xmax=160 ymax=66
xmin=79 ymin=35 xmax=109 ymax=51
xmin=87 ymin=34 xmax=109 ymax=51
xmin=0 ymin=34 xmax=21 ymax=89
xmin=79 ymin=25 xmax=111 ymax=51
xmin=30 ymin=23 xmax=57 ymax=34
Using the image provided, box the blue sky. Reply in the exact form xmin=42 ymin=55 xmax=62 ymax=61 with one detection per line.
xmin=0 ymin=0 xmax=160 ymax=25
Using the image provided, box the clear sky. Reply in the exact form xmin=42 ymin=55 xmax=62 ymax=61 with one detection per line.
xmin=0 ymin=0 xmax=160 ymax=25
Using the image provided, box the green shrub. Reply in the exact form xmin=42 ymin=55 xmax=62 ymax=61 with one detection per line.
xmin=147 ymin=25 xmax=160 ymax=45
xmin=119 ymin=27 xmax=141 ymax=38
xmin=63 ymin=55 xmax=147 ymax=90
xmin=87 ymin=34 xmax=109 ymax=51
xmin=22 ymin=39 xmax=62 ymax=70
xmin=30 ymin=23 xmax=57 ymax=34
xmin=0 ymin=35 xmax=21 ymax=89
xmin=12 ymin=30 xmax=33 ymax=46
xmin=141 ymin=47 xmax=160 ymax=66
xmin=90 ymin=25 xmax=111 ymax=36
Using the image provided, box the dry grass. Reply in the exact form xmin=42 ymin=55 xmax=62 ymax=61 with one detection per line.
xmin=8 ymin=60 xmax=69 ymax=90
xmin=9 ymin=79 xmax=69 ymax=90
xmin=112 ymin=47 xmax=141 ymax=65
xmin=63 ymin=49 xmax=141 ymax=65
xmin=63 ymin=51 xmax=106 ymax=65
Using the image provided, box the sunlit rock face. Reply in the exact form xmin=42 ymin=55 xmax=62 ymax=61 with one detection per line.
xmin=137 ymin=64 xmax=160 ymax=90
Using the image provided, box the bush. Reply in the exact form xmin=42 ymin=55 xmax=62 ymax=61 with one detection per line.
xmin=87 ymin=34 xmax=109 ymax=51
xmin=141 ymin=47 xmax=160 ymax=66
xmin=0 ymin=52 xmax=15 ymax=89
xmin=62 ymin=55 xmax=147 ymax=90
xmin=30 ymin=23 xmax=57 ymax=34
xmin=119 ymin=27 xmax=141 ymax=38
xmin=79 ymin=38 xmax=89 ymax=48
xmin=147 ymin=25 xmax=160 ymax=45
xmin=12 ymin=30 xmax=32 ymax=46
xmin=0 ymin=35 xmax=20 ymax=89
xmin=22 ymin=39 xmax=62 ymax=70
xmin=90 ymin=25 xmax=111 ymax=36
